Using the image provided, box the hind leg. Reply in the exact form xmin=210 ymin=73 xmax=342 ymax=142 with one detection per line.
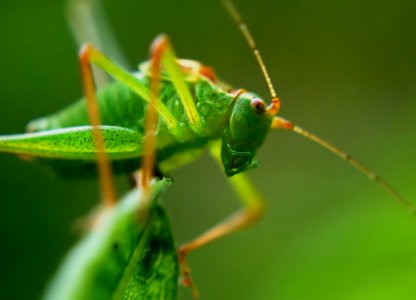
xmin=178 ymin=141 xmax=265 ymax=297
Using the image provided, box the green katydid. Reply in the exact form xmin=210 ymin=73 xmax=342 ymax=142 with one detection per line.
xmin=0 ymin=0 xmax=414 ymax=297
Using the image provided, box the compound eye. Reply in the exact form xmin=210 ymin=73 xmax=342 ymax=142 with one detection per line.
xmin=250 ymin=98 xmax=266 ymax=114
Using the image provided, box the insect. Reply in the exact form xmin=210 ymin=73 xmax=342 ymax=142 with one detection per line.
xmin=0 ymin=0 xmax=416 ymax=298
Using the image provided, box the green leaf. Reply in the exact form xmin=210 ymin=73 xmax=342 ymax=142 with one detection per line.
xmin=43 ymin=178 xmax=178 ymax=300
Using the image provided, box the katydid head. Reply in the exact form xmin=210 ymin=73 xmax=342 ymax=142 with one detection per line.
xmin=221 ymin=93 xmax=274 ymax=176
xmin=220 ymin=0 xmax=281 ymax=176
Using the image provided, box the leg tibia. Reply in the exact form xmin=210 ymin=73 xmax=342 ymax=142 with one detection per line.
xmin=79 ymin=43 xmax=180 ymax=133
xmin=150 ymin=35 xmax=207 ymax=136
xmin=177 ymin=142 xmax=265 ymax=295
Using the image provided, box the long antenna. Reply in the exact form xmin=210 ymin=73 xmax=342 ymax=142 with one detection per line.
xmin=272 ymin=117 xmax=416 ymax=215
xmin=221 ymin=0 xmax=280 ymax=115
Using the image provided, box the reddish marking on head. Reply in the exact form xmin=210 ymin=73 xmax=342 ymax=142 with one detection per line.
xmin=200 ymin=65 xmax=217 ymax=82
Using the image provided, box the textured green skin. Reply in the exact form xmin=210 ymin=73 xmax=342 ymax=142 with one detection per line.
xmin=28 ymin=73 xmax=234 ymax=176
xmin=221 ymin=96 xmax=273 ymax=176
xmin=30 ymin=74 xmax=233 ymax=147
xmin=0 ymin=126 xmax=142 ymax=159
xmin=43 ymin=179 xmax=179 ymax=300
xmin=0 ymin=65 xmax=273 ymax=177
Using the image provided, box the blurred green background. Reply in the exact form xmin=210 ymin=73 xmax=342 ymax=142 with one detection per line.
xmin=1 ymin=0 xmax=416 ymax=299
